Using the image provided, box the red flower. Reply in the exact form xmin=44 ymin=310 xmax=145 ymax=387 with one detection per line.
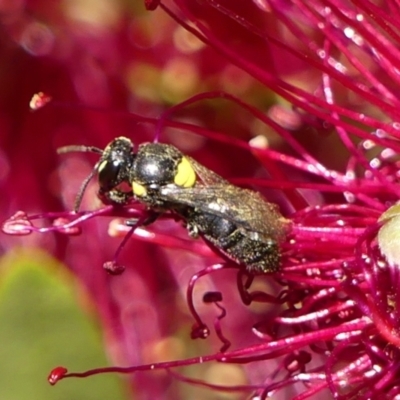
xmin=3 ymin=1 xmax=400 ymax=399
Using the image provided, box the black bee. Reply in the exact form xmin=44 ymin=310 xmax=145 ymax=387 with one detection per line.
xmin=58 ymin=137 xmax=288 ymax=274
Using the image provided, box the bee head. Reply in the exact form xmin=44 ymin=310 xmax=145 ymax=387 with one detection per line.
xmin=57 ymin=136 xmax=135 ymax=211
xmin=97 ymin=137 xmax=134 ymax=192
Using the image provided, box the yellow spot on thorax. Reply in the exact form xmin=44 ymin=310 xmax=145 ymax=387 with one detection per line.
xmin=174 ymin=156 xmax=196 ymax=187
xmin=132 ymin=181 xmax=147 ymax=197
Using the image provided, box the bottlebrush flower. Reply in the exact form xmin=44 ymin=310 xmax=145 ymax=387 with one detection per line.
xmin=3 ymin=1 xmax=400 ymax=400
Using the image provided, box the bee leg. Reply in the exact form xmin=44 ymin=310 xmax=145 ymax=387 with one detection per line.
xmin=99 ymin=188 xmax=133 ymax=205
xmin=186 ymin=222 xmax=199 ymax=238
xmin=126 ymin=212 xmax=160 ymax=227
xmin=105 ymin=211 xmax=161 ymax=275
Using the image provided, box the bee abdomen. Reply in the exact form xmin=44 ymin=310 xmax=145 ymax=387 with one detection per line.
xmin=215 ymin=228 xmax=280 ymax=274
xmin=185 ymin=210 xmax=281 ymax=274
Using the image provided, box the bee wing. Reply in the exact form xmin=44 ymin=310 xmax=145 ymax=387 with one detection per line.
xmin=186 ymin=156 xmax=229 ymax=186
xmin=160 ymin=184 xmax=287 ymax=240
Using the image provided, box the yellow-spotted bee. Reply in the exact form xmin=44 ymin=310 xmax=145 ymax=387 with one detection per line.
xmin=58 ymin=137 xmax=289 ymax=274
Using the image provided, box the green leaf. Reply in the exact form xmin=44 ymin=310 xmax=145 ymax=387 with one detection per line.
xmin=0 ymin=249 xmax=127 ymax=400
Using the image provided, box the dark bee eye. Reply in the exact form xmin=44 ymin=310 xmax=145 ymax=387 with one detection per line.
xmin=96 ymin=137 xmax=135 ymax=195
xmin=98 ymin=160 xmax=121 ymax=191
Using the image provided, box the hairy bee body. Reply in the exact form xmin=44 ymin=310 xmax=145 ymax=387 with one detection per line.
xmin=129 ymin=142 xmax=287 ymax=273
xmin=177 ymin=198 xmax=282 ymax=273
xmin=61 ymin=138 xmax=288 ymax=274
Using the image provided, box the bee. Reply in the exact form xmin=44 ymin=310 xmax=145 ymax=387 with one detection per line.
xmin=58 ymin=137 xmax=289 ymax=274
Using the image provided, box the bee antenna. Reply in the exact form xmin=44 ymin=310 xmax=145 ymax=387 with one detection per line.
xmin=57 ymin=145 xmax=103 ymax=155
xmin=73 ymin=162 xmax=100 ymax=212
xmin=57 ymin=144 xmax=104 ymax=212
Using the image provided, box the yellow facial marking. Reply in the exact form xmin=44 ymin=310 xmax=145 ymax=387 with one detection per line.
xmin=98 ymin=160 xmax=108 ymax=173
xmin=132 ymin=181 xmax=147 ymax=197
xmin=174 ymin=156 xmax=196 ymax=188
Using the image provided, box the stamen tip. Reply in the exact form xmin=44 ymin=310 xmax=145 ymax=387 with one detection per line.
xmin=191 ymin=324 xmax=210 ymax=339
xmin=2 ymin=211 xmax=33 ymax=235
xmin=203 ymin=291 xmax=223 ymax=303
xmin=48 ymin=366 xmax=68 ymax=385
xmin=249 ymin=134 xmax=269 ymax=149
xmin=103 ymin=261 xmax=126 ymax=275
xmin=30 ymin=92 xmax=52 ymax=111
xmin=144 ymin=0 xmax=160 ymax=11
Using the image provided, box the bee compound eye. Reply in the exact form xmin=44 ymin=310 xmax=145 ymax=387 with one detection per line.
xmin=98 ymin=160 xmax=121 ymax=190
